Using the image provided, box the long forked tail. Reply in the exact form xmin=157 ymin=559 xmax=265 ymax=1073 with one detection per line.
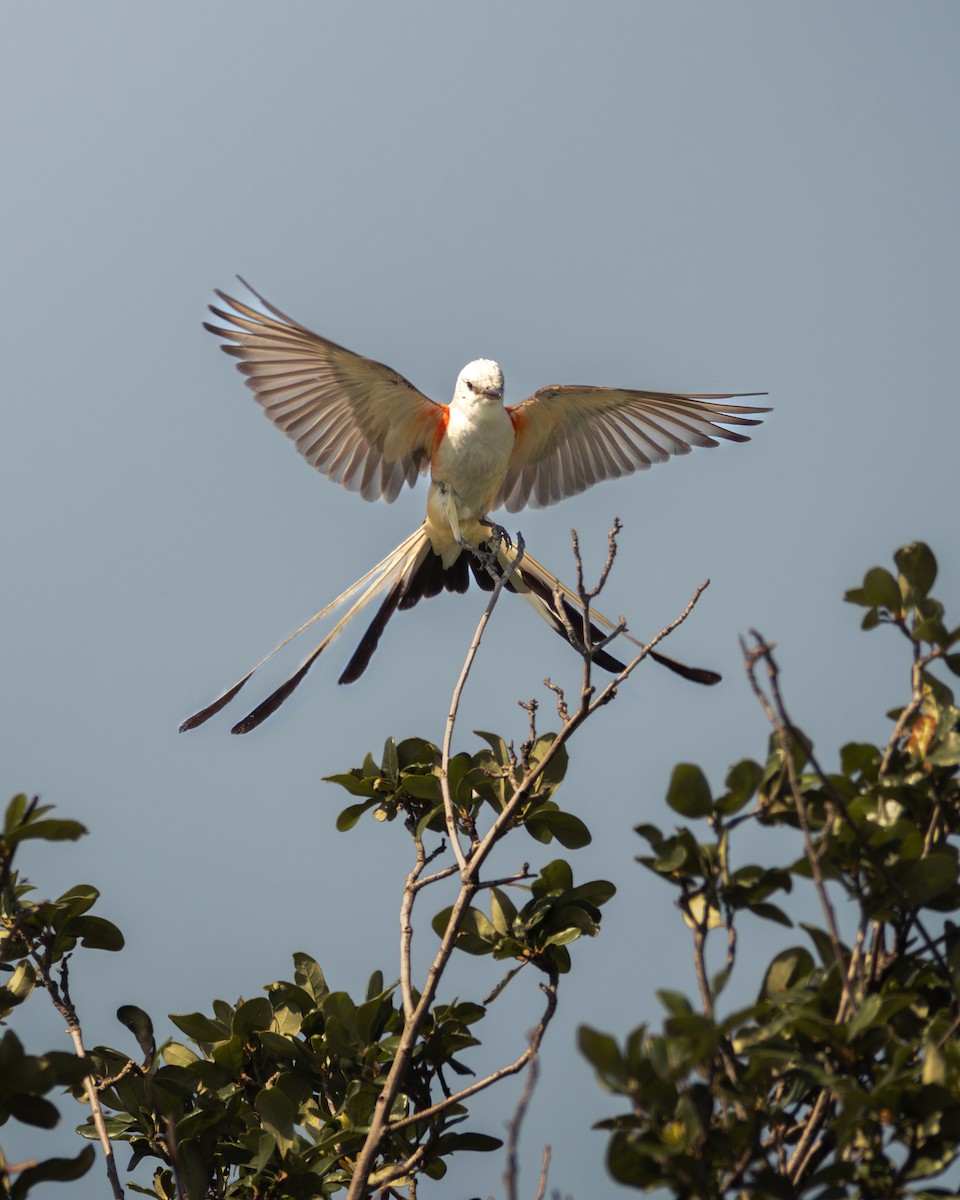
xmin=179 ymin=527 xmax=719 ymax=735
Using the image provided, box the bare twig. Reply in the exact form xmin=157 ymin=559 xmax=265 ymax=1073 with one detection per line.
xmin=1 ymin=1160 xmax=40 ymax=1175
xmin=476 ymin=866 xmax=534 ymax=890
xmin=535 ymin=1145 xmax=551 ymax=1200
xmin=543 ymin=678 xmax=569 ymax=723
xmin=787 ymin=1089 xmax=834 ymax=1184
xmin=504 ymin=1053 xmax=542 ymax=1200
xmin=440 ymin=536 xmax=526 ymax=873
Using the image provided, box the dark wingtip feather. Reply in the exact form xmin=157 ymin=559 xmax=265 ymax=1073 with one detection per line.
xmin=179 ymin=671 xmax=256 ymax=732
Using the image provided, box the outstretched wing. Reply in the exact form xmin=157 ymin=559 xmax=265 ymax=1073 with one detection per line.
xmin=497 ymin=386 xmax=770 ymax=512
xmin=204 ymin=282 xmax=444 ymax=502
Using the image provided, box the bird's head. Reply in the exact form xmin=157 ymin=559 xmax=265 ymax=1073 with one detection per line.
xmin=455 ymin=359 xmax=505 ymax=405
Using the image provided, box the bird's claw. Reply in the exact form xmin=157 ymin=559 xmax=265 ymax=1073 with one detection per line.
xmin=479 ymin=518 xmax=513 ymax=552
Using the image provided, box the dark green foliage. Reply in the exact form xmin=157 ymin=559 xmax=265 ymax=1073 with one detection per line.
xmin=1 ymin=795 xmax=109 ymax=1197
xmin=2 ymin=719 xmax=609 ymax=1196
xmin=431 ymin=861 xmax=615 ymax=975
xmin=69 ymin=956 xmax=502 ymax=1197
xmin=581 ymin=543 xmax=960 ymax=1197
xmin=5 ymin=540 xmax=960 ymax=1199
xmin=326 ymin=730 xmax=588 ymax=849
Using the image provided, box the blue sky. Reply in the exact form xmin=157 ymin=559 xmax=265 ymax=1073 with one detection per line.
xmin=3 ymin=4 xmax=959 ymax=1196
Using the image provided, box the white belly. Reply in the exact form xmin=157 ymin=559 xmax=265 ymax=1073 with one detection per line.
xmin=431 ymin=400 xmax=514 ymax=516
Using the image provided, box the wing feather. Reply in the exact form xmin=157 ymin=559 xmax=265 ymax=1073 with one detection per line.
xmin=499 ymin=386 xmax=769 ymax=511
xmin=204 ymin=283 xmax=443 ymax=502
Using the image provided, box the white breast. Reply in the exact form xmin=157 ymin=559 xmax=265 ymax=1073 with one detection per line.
xmin=432 ymin=394 xmax=514 ymax=517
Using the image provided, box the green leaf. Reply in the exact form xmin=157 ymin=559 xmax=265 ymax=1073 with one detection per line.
xmin=400 ymin=773 xmax=442 ymax=802
xmin=169 ymin=1011 xmax=227 ymax=1045
xmin=117 ymin=1006 xmax=155 ymax=1062
xmin=10 ymin=1147 xmax=95 ymax=1199
xmin=578 ymin=1025 xmax=628 ymax=1087
xmin=760 ymin=947 xmax=815 ymax=998
xmin=435 ymin=1131 xmax=503 ymax=1154
xmin=715 ymin=759 xmax=762 ymax=814
xmin=489 ymin=887 xmax=518 ymax=936
xmin=162 ymin=1041 xmax=199 ymax=1068
xmin=895 ymin=541 xmax=937 ymax=598
xmin=801 ymin=922 xmax=840 ymax=969
xmin=840 ymin=742 xmax=881 ymax=777
xmin=473 ymin=729 xmax=510 ymax=765
xmin=860 ymin=607 xmax=881 ymax=631
xmin=233 ymin=996 xmax=274 ymax=1036
xmin=748 ymin=901 xmax=794 ymax=927
xmin=526 ymin=810 xmax=592 ymax=848
xmin=666 ymin=764 xmax=713 ymax=818
xmin=913 ymin=616 xmax=949 ymax=646
xmin=846 ymin=991 xmax=914 ymax=1039
xmin=8 ymin=1094 xmax=61 ymax=1129
xmin=1 ymin=960 xmax=37 ymax=1009
xmin=844 ymin=566 xmax=902 ymax=611
xmin=293 ymin=952 xmax=328 ymax=1000
xmin=657 ymin=990 xmax=693 ymax=1017
xmin=533 ymin=859 xmax=575 ymax=897
xmin=4 ymin=818 xmax=88 ymax=847
xmin=3 ymin=793 xmax=33 ymax=833
xmin=255 ymin=1085 xmax=297 ymax=1151
xmin=336 ymin=800 xmax=376 ymax=831
xmin=71 ymin=915 xmax=124 ymax=952
xmin=52 ymin=884 xmax=100 ymax=918
xmin=380 ymin=737 xmax=399 ymax=782
xmin=323 ymin=772 xmax=376 ymax=798
xmin=891 ymin=851 xmax=958 ymax=906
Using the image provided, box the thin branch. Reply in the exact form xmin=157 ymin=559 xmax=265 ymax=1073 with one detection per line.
xmin=534 ymin=1146 xmax=551 ymax=1200
xmin=787 ymin=1089 xmax=834 ymax=1185
xmin=1 ymin=1160 xmax=40 ymax=1175
xmin=367 ymin=1143 xmax=427 ymax=1190
xmin=475 ymin=866 xmax=534 ymax=890
xmin=440 ymin=536 xmax=526 ymax=874
xmin=741 ymin=633 xmax=857 ymax=1015
xmin=504 ymin=1052 xmax=542 ymax=1200
xmin=387 ymin=969 xmax=559 ymax=1136
xmin=584 ymin=518 xmax=623 ymax=601
xmin=399 ymin=837 xmax=428 ymax=1020
xmin=413 ymin=862 xmax=459 ymax=891
xmin=543 ymin=679 xmax=569 ymax=723
xmin=30 ymin=952 xmax=125 ymax=1200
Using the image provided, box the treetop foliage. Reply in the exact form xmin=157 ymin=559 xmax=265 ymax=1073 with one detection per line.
xmin=3 ymin=540 xmax=960 ymax=1199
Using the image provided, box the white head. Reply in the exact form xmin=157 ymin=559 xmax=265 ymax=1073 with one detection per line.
xmin=455 ymin=359 xmax=505 ymax=405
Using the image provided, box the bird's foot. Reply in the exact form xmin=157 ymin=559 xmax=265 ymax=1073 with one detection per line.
xmin=478 ymin=517 xmax=513 ymax=553
xmin=464 ymin=534 xmax=500 ymax=577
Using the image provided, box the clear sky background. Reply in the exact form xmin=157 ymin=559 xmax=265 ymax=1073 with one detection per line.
xmin=3 ymin=4 xmax=959 ymax=1197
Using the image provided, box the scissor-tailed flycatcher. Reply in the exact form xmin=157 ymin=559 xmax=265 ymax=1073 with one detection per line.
xmin=181 ymin=282 xmax=768 ymax=734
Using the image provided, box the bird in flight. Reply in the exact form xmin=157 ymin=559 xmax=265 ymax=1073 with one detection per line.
xmin=181 ymin=282 xmax=768 ymax=734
